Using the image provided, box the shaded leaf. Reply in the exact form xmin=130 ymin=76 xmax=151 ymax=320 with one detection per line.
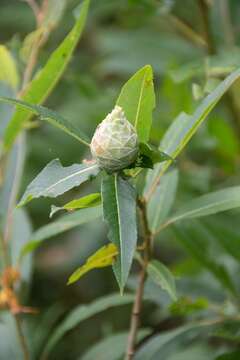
xmin=68 ymin=243 xmax=118 ymax=284
xmin=20 ymin=206 xmax=102 ymax=259
xmin=50 ymin=192 xmax=101 ymax=217
xmin=81 ymin=329 xmax=150 ymax=360
xmin=166 ymin=186 xmax=240 ymax=226
xmin=215 ymin=351 xmax=240 ymax=360
xmin=43 ymin=293 xmax=134 ymax=357
xmin=147 ymin=169 xmax=178 ymax=232
xmin=117 ymin=65 xmax=155 ymax=143
xmin=102 ymin=173 xmax=137 ymax=292
xmin=147 ymin=260 xmax=177 ymax=301
xmin=18 ymin=159 xmax=99 ymax=207
xmin=0 ymin=45 xmax=19 ymax=89
xmin=0 ymin=97 xmax=90 ymax=146
xmin=3 ymin=0 xmax=90 ymax=150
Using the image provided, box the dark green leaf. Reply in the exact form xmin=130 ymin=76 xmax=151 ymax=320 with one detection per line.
xmin=0 ymin=97 xmax=90 ymax=146
xmin=102 ymin=173 xmax=137 ymax=292
xmin=43 ymin=293 xmax=134 ymax=357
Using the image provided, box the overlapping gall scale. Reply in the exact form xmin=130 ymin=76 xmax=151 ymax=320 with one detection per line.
xmin=90 ymin=106 xmax=139 ymax=171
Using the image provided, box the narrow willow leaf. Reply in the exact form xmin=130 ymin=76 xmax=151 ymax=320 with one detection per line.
xmin=68 ymin=243 xmax=118 ymax=284
xmin=0 ymin=97 xmax=90 ymax=146
xmin=43 ymin=293 xmax=134 ymax=357
xmin=145 ymin=68 xmax=240 ymax=196
xmin=135 ymin=323 xmax=217 ymax=360
xmin=18 ymin=159 xmax=99 ymax=207
xmin=147 ymin=169 xmax=178 ymax=232
xmin=50 ymin=192 xmax=101 ymax=217
xmin=3 ymin=0 xmax=90 ymax=150
xmin=102 ymin=174 xmax=137 ymax=292
xmin=0 ymin=45 xmax=19 ymax=89
xmin=117 ymin=65 xmax=155 ymax=143
xmin=166 ymin=185 xmax=240 ymax=226
xmin=147 ymin=260 xmax=177 ymax=301
xmin=81 ymin=329 xmax=150 ymax=360
xmin=172 ymin=222 xmax=237 ymax=295
xmin=20 ymin=206 xmax=102 ymax=259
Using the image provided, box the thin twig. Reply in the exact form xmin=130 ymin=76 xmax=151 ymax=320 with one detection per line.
xmin=219 ymin=0 xmax=235 ymax=47
xmin=13 ymin=315 xmax=30 ymax=360
xmin=198 ymin=0 xmax=215 ymax=54
xmin=125 ymin=199 xmax=152 ymax=360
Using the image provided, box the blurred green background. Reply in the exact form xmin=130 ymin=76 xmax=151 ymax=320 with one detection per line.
xmin=1 ymin=0 xmax=240 ymax=359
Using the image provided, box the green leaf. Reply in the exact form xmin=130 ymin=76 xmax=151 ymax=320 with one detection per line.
xmin=81 ymin=329 xmax=150 ymax=360
xmin=147 ymin=260 xmax=177 ymax=301
xmin=18 ymin=159 xmax=99 ymax=207
xmin=117 ymin=65 xmax=155 ymax=143
xmin=145 ymin=68 xmax=240 ymax=196
xmin=42 ymin=293 xmax=134 ymax=357
xmin=0 ymin=97 xmax=90 ymax=146
xmin=0 ymin=45 xmax=19 ymax=89
xmin=50 ymin=192 xmax=101 ymax=217
xmin=166 ymin=186 xmax=240 ymax=226
xmin=20 ymin=206 xmax=102 ymax=259
xmin=172 ymin=222 xmax=237 ymax=295
xmin=147 ymin=169 xmax=178 ymax=232
xmin=135 ymin=323 xmax=217 ymax=360
xmin=215 ymin=351 xmax=240 ymax=360
xmin=3 ymin=0 xmax=90 ymax=150
xmin=102 ymin=173 xmax=137 ymax=292
xmin=68 ymin=243 xmax=118 ymax=285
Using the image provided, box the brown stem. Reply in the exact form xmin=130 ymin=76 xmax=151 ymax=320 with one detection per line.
xmin=13 ymin=315 xmax=30 ymax=360
xmin=125 ymin=199 xmax=152 ymax=360
xmin=198 ymin=0 xmax=215 ymax=54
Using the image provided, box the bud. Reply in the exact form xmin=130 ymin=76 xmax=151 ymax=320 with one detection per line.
xmin=90 ymin=106 xmax=139 ymax=171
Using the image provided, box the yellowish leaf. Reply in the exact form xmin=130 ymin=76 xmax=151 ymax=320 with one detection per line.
xmin=68 ymin=243 xmax=118 ymax=285
xmin=0 ymin=45 xmax=19 ymax=89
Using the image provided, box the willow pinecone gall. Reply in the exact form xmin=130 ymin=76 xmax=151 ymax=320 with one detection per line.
xmin=90 ymin=106 xmax=139 ymax=171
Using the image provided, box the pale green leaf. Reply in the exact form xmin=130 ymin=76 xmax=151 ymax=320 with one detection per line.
xmin=18 ymin=159 xmax=99 ymax=207
xmin=102 ymin=174 xmax=137 ymax=292
xmin=3 ymin=0 xmax=90 ymax=150
xmin=0 ymin=97 xmax=90 ymax=146
xmin=147 ymin=169 xmax=178 ymax=232
xmin=117 ymin=65 xmax=155 ymax=142
xmin=145 ymin=68 xmax=240 ymax=196
xmin=81 ymin=329 xmax=150 ymax=360
xmin=68 ymin=243 xmax=118 ymax=284
xmin=147 ymin=260 xmax=177 ymax=301
xmin=20 ymin=206 xmax=102 ymax=259
xmin=166 ymin=186 xmax=240 ymax=226
xmin=50 ymin=192 xmax=101 ymax=217
xmin=42 ymin=293 xmax=134 ymax=357
xmin=0 ymin=45 xmax=19 ymax=89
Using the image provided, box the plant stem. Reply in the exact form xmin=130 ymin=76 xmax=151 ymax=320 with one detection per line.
xmin=13 ymin=315 xmax=30 ymax=360
xmin=125 ymin=199 xmax=152 ymax=360
xmin=198 ymin=0 xmax=215 ymax=55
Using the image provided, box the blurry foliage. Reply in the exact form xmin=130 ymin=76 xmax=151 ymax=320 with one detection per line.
xmin=1 ymin=0 xmax=240 ymax=359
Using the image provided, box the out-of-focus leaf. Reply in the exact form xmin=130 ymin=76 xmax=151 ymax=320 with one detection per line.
xmin=102 ymin=173 xmax=137 ymax=292
xmin=3 ymin=0 xmax=90 ymax=150
xmin=0 ymin=97 xmax=90 ymax=146
xmin=215 ymin=350 xmax=240 ymax=360
xmin=20 ymin=206 xmax=102 ymax=259
xmin=147 ymin=169 xmax=178 ymax=232
xmin=20 ymin=28 xmax=45 ymax=63
xmin=167 ymin=344 xmax=215 ymax=360
xmin=135 ymin=323 xmax=216 ymax=360
xmin=81 ymin=329 xmax=150 ymax=360
xmin=172 ymin=222 xmax=237 ymax=295
xmin=50 ymin=192 xmax=101 ymax=217
xmin=165 ymin=186 xmax=240 ymax=226
xmin=117 ymin=65 xmax=155 ymax=143
xmin=68 ymin=243 xmax=118 ymax=284
xmin=18 ymin=159 xmax=99 ymax=207
xmin=147 ymin=260 xmax=177 ymax=301
xmin=42 ymin=293 xmax=134 ymax=357
xmin=43 ymin=0 xmax=66 ymax=29
xmin=0 ymin=45 xmax=19 ymax=89
xmin=145 ymin=68 xmax=240 ymax=197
